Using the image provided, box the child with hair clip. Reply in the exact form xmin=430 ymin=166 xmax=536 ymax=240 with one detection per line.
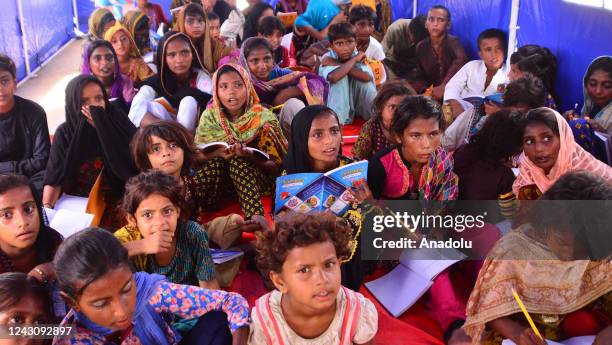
xmin=129 ymin=121 xmax=262 ymax=249
xmin=115 ymin=170 xmax=219 ymax=290
xmin=250 ymin=212 xmax=378 ymax=345
xmin=53 ymin=228 xmax=249 ymax=345
xmin=0 ymin=272 xmax=54 ymax=345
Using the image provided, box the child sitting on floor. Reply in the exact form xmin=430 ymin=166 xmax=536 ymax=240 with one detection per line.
xmin=53 ymin=228 xmax=249 ymax=344
xmin=349 ymin=5 xmax=386 ymax=88
xmin=257 ymin=16 xmax=293 ymax=68
xmin=115 ymin=170 xmax=219 ymax=289
xmin=444 ymin=28 xmax=509 ymax=117
xmin=250 ymin=212 xmax=378 ymax=345
xmin=319 ymin=22 xmax=377 ymax=124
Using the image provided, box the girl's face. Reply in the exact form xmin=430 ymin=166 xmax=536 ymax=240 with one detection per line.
xmin=270 ymin=241 xmax=341 ymax=314
xmin=262 ymin=30 xmax=283 ymax=50
xmin=380 ymin=95 xmax=406 ymax=129
xmin=0 ymin=295 xmax=48 ymax=345
xmin=82 ymin=82 xmax=106 ymax=109
xmin=110 ymin=30 xmax=131 ymax=57
xmin=307 ymin=113 xmax=342 ymax=171
xmin=217 ymin=70 xmax=248 ymax=117
xmin=395 ymin=117 xmax=441 ymax=165
xmin=208 ymin=19 xmax=221 ymax=41
xmin=165 ymin=38 xmax=193 ymax=78
xmin=246 ymin=47 xmax=275 ymax=81
xmin=184 ymin=15 xmax=205 ymax=40
xmin=72 ymin=266 xmax=136 ymax=331
xmin=128 ymin=194 xmax=180 ymax=238
xmin=146 ymin=135 xmax=185 ymax=178
xmin=523 ymin=122 xmax=561 ymax=174
xmin=508 ymin=63 xmax=524 ymax=82
xmin=0 ymin=186 xmax=40 ymax=254
xmin=89 ymin=47 xmax=115 ymax=79
xmin=586 ymin=69 xmax=612 ymax=109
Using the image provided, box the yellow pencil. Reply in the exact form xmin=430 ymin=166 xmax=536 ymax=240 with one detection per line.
xmin=269 ymin=104 xmax=284 ymax=111
xmin=511 ymin=288 xmax=543 ymax=340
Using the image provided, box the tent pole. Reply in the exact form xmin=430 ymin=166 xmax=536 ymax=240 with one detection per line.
xmin=73 ymin=0 xmax=80 ymax=32
xmin=413 ymin=0 xmax=418 ymax=18
xmin=507 ymin=0 xmax=520 ymax=67
xmin=16 ymin=0 xmax=32 ymax=75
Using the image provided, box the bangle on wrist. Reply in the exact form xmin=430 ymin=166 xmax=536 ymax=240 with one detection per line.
xmin=33 ymin=268 xmax=49 ymax=284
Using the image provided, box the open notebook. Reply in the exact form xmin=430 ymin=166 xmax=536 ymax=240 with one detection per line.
xmin=365 ymin=247 xmax=467 ymax=317
xmin=44 ymin=194 xmax=94 ymax=239
xmin=502 ymin=336 xmax=595 ymax=345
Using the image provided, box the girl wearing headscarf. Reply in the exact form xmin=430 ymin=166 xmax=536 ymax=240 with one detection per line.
xmin=42 ymin=75 xmax=138 ymax=230
xmin=513 ymin=108 xmax=612 ymax=200
xmin=129 ymin=31 xmax=212 ymax=132
xmin=174 ymin=3 xmax=234 ymax=75
xmin=279 ymin=104 xmax=372 ymax=291
xmin=104 ymin=23 xmax=155 ymax=87
xmin=194 ymin=63 xmax=287 ymax=219
xmin=567 ymin=56 xmax=612 ymax=152
xmin=239 ymin=37 xmax=328 ymax=138
xmin=88 ymin=8 xmax=116 ymax=41
xmin=82 ymin=40 xmax=136 ymax=112
xmin=121 ymin=10 xmax=152 ymax=55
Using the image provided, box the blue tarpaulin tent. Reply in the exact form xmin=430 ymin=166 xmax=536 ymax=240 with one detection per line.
xmin=1 ymin=0 xmax=611 ymax=111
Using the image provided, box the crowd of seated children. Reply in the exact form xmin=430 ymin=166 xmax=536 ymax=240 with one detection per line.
xmin=0 ymin=55 xmax=50 ymax=193
xmin=1 ymin=2 xmax=611 ymax=344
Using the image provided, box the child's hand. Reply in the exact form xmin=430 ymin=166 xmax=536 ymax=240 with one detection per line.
xmin=216 ymin=146 xmax=235 ymax=160
xmin=348 ymin=178 xmax=373 ymax=204
xmin=81 ymin=105 xmax=94 ymax=124
xmin=238 ymin=214 xmax=271 ymax=233
xmin=232 ymin=143 xmax=254 ymax=159
xmin=432 ymin=85 xmax=444 ymax=100
xmin=28 ymin=263 xmax=56 ymax=284
xmin=144 ymin=230 xmax=174 ymax=254
xmin=563 ymin=109 xmax=579 ymax=121
xmin=515 ymin=328 xmax=546 ymax=345
xmin=354 ymin=51 xmax=366 ymax=63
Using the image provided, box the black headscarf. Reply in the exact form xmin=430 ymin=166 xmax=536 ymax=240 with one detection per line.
xmin=44 ymin=75 xmax=138 ymax=196
xmin=281 ymin=105 xmax=342 ymax=174
xmin=142 ymin=31 xmax=211 ymax=108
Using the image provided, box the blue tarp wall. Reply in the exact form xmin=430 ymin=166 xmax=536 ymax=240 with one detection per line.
xmin=1 ymin=0 xmax=611 ymax=111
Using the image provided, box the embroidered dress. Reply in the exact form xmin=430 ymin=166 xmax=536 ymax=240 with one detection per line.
xmin=351 ymin=118 xmax=394 ymax=160
xmin=248 ymin=287 xmax=378 ymax=345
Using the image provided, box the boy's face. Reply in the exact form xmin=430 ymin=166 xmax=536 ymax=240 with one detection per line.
xmin=208 ymin=19 xmax=221 ymax=41
xmin=425 ymin=8 xmax=450 ymax=38
xmin=478 ymin=37 xmax=505 ymax=70
xmin=331 ymin=37 xmax=357 ymax=61
xmin=0 ymin=70 xmax=16 ymax=112
xmin=353 ymin=19 xmax=374 ymax=42
xmin=262 ymin=30 xmax=283 ymax=50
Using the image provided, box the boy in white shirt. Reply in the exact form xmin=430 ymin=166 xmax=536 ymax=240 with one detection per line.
xmin=444 ymin=28 xmax=509 ymax=117
xmin=349 ymin=5 xmax=386 ymax=87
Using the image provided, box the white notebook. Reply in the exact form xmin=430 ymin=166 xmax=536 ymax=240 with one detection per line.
xmin=365 ymin=247 xmax=466 ymax=317
xmin=502 ymin=336 xmax=595 ymax=345
xmin=44 ymin=194 xmax=94 ymax=238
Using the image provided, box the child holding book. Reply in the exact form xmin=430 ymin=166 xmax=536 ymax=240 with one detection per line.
xmin=249 ymin=212 xmax=378 ymax=345
xmin=53 ymin=228 xmax=249 ymax=344
xmin=319 ymin=22 xmax=377 ymax=124
xmin=115 ymin=170 xmax=219 ymax=290
xmin=280 ymin=105 xmax=373 ymax=291
xmin=443 ymin=29 xmax=509 ymax=117
xmin=194 ymin=63 xmax=287 ymax=219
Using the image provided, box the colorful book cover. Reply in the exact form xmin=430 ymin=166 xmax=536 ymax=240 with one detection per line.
xmin=274 ymin=160 xmax=368 ymax=216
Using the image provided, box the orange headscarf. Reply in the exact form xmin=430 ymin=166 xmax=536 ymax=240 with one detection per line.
xmin=513 ymin=108 xmax=612 ymax=195
xmin=104 ymin=23 xmax=142 ymax=58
